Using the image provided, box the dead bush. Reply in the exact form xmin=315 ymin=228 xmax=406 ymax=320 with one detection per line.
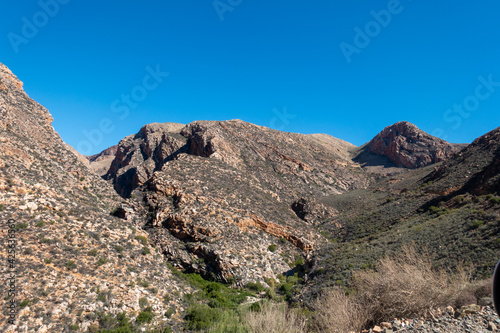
xmin=454 ymin=277 xmax=492 ymax=308
xmin=244 ymin=302 xmax=307 ymax=333
xmin=311 ymin=287 xmax=367 ymax=333
xmin=353 ymin=244 xmax=470 ymax=324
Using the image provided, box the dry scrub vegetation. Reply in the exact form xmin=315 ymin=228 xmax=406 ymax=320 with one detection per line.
xmin=244 ymin=302 xmax=307 ymax=333
xmin=240 ymin=245 xmax=491 ymax=333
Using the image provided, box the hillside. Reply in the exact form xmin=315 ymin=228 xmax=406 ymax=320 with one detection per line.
xmin=0 ymin=63 xmax=192 ymax=332
xmin=305 ymin=126 xmax=500 ymax=302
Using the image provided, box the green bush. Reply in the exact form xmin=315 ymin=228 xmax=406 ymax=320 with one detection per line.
xmin=97 ymin=257 xmax=109 ymax=266
xmin=14 ymin=222 xmax=28 ymax=230
xmin=135 ymin=235 xmax=148 ymax=245
xmin=472 ymin=220 xmax=485 ymax=229
xmin=19 ymin=300 xmax=29 ymax=308
xmin=69 ymin=324 xmax=79 ymax=331
xmin=268 ymin=244 xmax=277 ymax=252
xmin=245 ymin=282 xmax=265 ymax=292
xmin=185 ymin=305 xmax=222 ymax=330
xmin=489 ymin=196 xmax=500 ymax=204
xmin=136 ymin=307 xmax=154 ymax=324
xmin=141 ymin=247 xmax=150 ymax=255
xmin=65 ymin=260 xmax=76 ymax=270
xmin=165 ymin=308 xmax=175 ymax=318
xmin=139 ymin=297 xmax=148 ymax=309
xmin=97 ymin=293 xmax=107 ymax=302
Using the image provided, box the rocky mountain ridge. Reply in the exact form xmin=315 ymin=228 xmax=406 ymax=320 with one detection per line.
xmin=356 ymin=121 xmax=465 ymax=169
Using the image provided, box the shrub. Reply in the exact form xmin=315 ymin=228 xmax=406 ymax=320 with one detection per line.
xmin=65 ymin=260 xmax=76 ymax=270
xmin=135 ymin=235 xmax=148 ymax=245
xmin=185 ymin=305 xmax=222 ymax=330
xmin=489 ymin=196 xmax=500 ymax=204
xmin=36 ymin=220 xmax=45 ymax=227
xmin=19 ymin=300 xmax=29 ymax=308
xmin=311 ymin=287 xmax=366 ymax=333
xmin=97 ymin=293 xmax=107 ymax=302
xmin=69 ymin=324 xmax=79 ymax=331
xmin=139 ymin=297 xmax=148 ymax=309
xmin=245 ymin=282 xmax=265 ymax=293
xmin=14 ymin=222 xmax=28 ymax=230
xmin=165 ymin=308 xmax=175 ymax=318
xmin=268 ymin=244 xmax=277 ymax=252
xmin=97 ymin=257 xmax=109 ymax=266
xmin=472 ymin=220 xmax=485 ymax=229
xmin=0 ymin=204 xmax=4 ymax=211
xmin=141 ymin=247 xmax=150 ymax=255
xmin=353 ymin=245 xmax=470 ymax=325
xmin=136 ymin=308 xmax=154 ymax=324
xmin=244 ymin=302 xmax=306 ymax=333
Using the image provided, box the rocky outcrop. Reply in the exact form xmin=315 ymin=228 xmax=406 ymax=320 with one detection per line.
xmin=359 ymin=121 xmax=463 ymax=169
xmin=104 ymin=122 xmax=186 ymax=197
xmin=291 ymin=197 xmax=338 ymax=224
xmin=141 ymin=153 xmax=323 ymax=284
xmin=425 ymin=126 xmax=500 ymax=196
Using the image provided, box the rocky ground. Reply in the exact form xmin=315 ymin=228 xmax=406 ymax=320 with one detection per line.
xmin=364 ymin=304 xmax=500 ymax=333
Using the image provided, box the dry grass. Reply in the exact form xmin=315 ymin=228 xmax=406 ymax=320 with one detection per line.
xmin=244 ymin=302 xmax=307 ymax=333
xmin=311 ymin=287 xmax=367 ymax=333
xmin=243 ymin=245 xmax=487 ymax=333
xmin=353 ymin=244 xmax=471 ymax=324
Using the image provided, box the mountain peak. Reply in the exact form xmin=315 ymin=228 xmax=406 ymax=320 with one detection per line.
xmin=360 ymin=121 xmax=463 ymax=169
xmin=0 ymin=62 xmax=23 ymax=90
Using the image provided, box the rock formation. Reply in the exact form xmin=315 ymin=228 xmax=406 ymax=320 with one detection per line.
xmin=358 ymin=121 xmax=464 ymax=169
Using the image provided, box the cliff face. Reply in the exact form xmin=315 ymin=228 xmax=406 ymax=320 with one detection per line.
xmin=360 ymin=121 xmax=464 ymax=169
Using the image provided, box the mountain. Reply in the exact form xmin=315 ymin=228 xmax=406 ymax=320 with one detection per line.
xmin=356 ymin=121 xmax=465 ymax=169
xmin=95 ymin=119 xmax=369 ymax=285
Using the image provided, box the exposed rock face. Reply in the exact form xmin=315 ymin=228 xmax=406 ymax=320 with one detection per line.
xmin=291 ymin=197 xmax=338 ymax=225
xmin=425 ymin=126 xmax=500 ymax=196
xmin=361 ymin=121 xmax=463 ymax=169
xmin=142 ymin=153 xmax=328 ymax=284
xmin=105 ymin=119 xmax=368 ymax=198
xmin=104 ymin=122 xmax=187 ymax=197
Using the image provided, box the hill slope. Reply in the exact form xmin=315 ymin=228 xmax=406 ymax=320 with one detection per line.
xmin=0 ymin=63 xmax=191 ymax=332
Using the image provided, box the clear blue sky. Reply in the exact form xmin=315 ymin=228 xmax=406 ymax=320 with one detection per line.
xmin=2 ymin=1 xmax=500 ymax=155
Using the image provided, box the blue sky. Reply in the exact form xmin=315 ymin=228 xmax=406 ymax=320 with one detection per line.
xmin=2 ymin=1 xmax=500 ymax=155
